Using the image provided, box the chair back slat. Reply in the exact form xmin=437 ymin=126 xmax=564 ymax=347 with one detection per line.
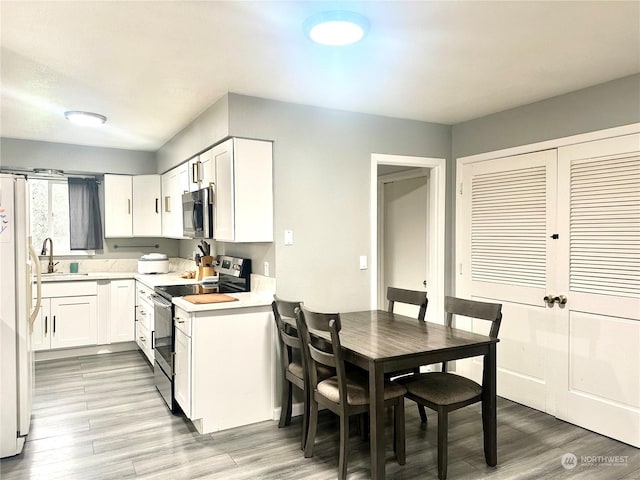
xmin=387 ymin=287 xmax=428 ymax=321
xmin=444 ymin=296 xmax=502 ymax=338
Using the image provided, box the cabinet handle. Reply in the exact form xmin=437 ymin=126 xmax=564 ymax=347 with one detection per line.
xmin=151 ymin=331 xmax=155 ymax=349
xmin=191 ymin=163 xmax=198 ymax=184
xmin=165 ymin=195 xmax=170 ymax=213
xmin=127 ymin=199 xmax=131 ymax=215
xmin=140 ymin=336 xmax=146 ymax=343
xmin=44 ymin=315 xmax=48 ymax=334
xmin=155 ymin=198 xmax=159 ymax=214
xmin=177 ymin=320 xmax=185 ymax=324
xmin=53 ymin=315 xmax=56 ymax=333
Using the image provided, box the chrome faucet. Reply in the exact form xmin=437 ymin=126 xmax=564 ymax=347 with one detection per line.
xmin=41 ymin=237 xmax=55 ymax=273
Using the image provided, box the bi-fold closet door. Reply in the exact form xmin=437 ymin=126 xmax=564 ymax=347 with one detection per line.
xmin=457 ymin=132 xmax=640 ymax=447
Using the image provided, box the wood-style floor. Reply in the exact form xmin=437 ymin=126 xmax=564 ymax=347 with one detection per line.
xmin=1 ymin=351 xmax=638 ymax=479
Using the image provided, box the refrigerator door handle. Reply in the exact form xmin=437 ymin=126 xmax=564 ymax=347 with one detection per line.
xmin=28 ymin=243 xmax=42 ymax=334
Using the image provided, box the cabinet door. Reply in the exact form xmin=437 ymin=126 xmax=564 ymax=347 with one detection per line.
xmin=104 ymin=174 xmax=132 ymax=237
xmin=50 ymin=296 xmax=98 ymax=349
xmin=233 ymin=138 xmax=273 ymax=242
xmin=199 ymin=148 xmax=215 ymax=188
xmin=213 ymin=139 xmax=235 ymax=241
xmin=132 ymin=175 xmax=162 ymax=236
xmin=174 ymin=327 xmax=192 ymax=417
xmin=161 ymin=164 xmax=189 ymax=238
xmin=31 ymin=298 xmax=51 ymax=351
xmin=109 ymin=280 xmax=135 ymax=343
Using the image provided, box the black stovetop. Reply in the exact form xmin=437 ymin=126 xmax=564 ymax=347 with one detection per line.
xmin=155 ymin=278 xmax=248 ymax=300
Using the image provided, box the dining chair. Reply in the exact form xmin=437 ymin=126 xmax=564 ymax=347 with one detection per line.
xmin=386 ymin=286 xmax=429 ymax=422
xmin=387 ymin=286 xmax=428 ymax=321
xmin=272 ymin=296 xmax=335 ymax=450
xmin=296 ymin=305 xmax=407 ymax=480
xmin=399 ymin=296 xmax=502 ymax=480
xmin=272 ymin=297 xmax=306 ymax=448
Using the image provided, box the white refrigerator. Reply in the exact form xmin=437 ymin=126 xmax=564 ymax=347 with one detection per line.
xmin=0 ymin=173 xmax=42 ymax=458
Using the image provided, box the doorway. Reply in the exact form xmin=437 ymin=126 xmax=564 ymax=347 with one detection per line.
xmin=370 ymin=154 xmax=446 ymax=324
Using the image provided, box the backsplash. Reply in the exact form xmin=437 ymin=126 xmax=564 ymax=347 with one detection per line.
xmin=38 ymin=257 xmax=195 ymax=274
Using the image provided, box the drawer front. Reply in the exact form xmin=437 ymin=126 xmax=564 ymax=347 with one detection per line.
xmin=136 ymin=283 xmax=153 ymax=305
xmin=136 ymin=322 xmax=154 ymax=363
xmin=174 ymin=307 xmax=191 ymax=336
xmin=136 ymin=298 xmax=153 ymax=332
xmin=42 ymin=281 xmax=98 ymax=298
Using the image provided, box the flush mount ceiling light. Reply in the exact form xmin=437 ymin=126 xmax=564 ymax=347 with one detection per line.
xmin=304 ymin=11 xmax=369 ymax=46
xmin=64 ymin=110 xmax=107 ymax=127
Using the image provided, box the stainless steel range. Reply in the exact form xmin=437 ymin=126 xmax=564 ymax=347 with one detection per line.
xmin=151 ymin=255 xmax=252 ymax=413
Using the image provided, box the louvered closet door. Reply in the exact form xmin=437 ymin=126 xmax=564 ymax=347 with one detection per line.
xmin=458 ymin=150 xmax=558 ymax=413
xmin=555 ymin=133 xmax=640 ymax=447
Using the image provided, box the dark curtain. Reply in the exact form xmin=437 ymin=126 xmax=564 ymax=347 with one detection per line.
xmin=68 ymin=178 xmax=103 ymax=250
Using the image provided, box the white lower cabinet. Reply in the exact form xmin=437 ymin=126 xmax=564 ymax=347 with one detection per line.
xmin=174 ymin=324 xmax=192 ymax=417
xmin=135 ymin=281 xmax=155 ymax=363
xmin=33 ymin=296 xmax=98 ymax=351
xmin=109 ymin=279 xmax=135 ymax=343
xmin=173 ymin=304 xmax=273 ymax=433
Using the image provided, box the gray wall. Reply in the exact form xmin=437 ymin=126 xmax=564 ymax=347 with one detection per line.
xmin=156 ymin=95 xmax=229 ymax=174
xmin=0 ymin=137 xmax=179 ymax=259
xmin=228 ymin=94 xmax=451 ymax=311
xmin=452 ymin=74 xmax=640 ymax=159
xmin=0 ymin=137 xmax=156 ymax=174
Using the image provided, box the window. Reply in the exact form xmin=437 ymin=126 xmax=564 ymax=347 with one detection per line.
xmin=29 ymin=178 xmax=94 ymax=255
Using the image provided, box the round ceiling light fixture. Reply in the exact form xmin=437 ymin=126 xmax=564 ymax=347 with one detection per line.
xmin=64 ymin=110 xmax=107 ymax=127
xmin=304 ymin=11 xmax=369 ymax=46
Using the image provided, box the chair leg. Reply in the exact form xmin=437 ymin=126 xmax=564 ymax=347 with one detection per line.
xmin=394 ymin=398 xmax=406 ymax=465
xmin=279 ymin=378 xmax=292 ymax=428
xmin=338 ymin=414 xmax=350 ymax=480
xmin=358 ymin=412 xmax=370 ymax=441
xmin=418 ymin=404 xmax=428 ymax=424
xmin=304 ymin=399 xmax=319 ymax=458
xmin=301 ymin=386 xmax=309 ymax=450
xmin=437 ymin=407 xmax=448 ymax=480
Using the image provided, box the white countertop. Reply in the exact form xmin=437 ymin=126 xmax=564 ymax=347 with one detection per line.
xmin=40 ymin=271 xmax=274 ymax=312
xmin=172 ymin=291 xmax=273 ymax=313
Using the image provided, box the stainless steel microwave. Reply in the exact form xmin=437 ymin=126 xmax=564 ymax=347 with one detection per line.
xmin=182 ymin=187 xmax=213 ymax=238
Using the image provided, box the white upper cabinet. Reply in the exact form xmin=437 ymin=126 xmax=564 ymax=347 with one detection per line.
xmin=104 ymin=174 xmax=161 ymax=238
xmin=161 ymin=163 xmax=189 ymax=238
xmin=104 ymin=174 xmax=133 ymax=237
xmin=132 ymin=175 xmax=162 ymax=236
xmin=214 ymin=138 xmax=273 ymax=243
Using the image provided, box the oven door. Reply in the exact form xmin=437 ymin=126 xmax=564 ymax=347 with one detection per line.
xmin=150 ymin=294 xmax=173 ymax=375
xmin=150 ymin=293 xmax=175 ymax=411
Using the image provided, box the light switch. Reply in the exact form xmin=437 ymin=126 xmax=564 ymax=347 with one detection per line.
xmin=284 ymin=230 xmax=294 ymax=246
xmin=359 ymin=255 xmax=368 ymax=270
xmin=263 ymin=261 xmax=270 ymax=277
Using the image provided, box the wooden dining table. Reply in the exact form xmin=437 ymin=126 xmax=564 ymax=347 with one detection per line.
xmin=335 ymin=310 xmax=499 ymax=480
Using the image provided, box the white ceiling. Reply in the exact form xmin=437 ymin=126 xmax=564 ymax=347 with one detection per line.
xmin=1 ymin=1 xmax=639 ymax=152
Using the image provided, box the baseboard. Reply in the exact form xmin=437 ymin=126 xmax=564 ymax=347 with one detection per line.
xmin=35 ymin=342 xmax=138 ymax=362
xmin=273 ymin=401 xmax=305 ymax=421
